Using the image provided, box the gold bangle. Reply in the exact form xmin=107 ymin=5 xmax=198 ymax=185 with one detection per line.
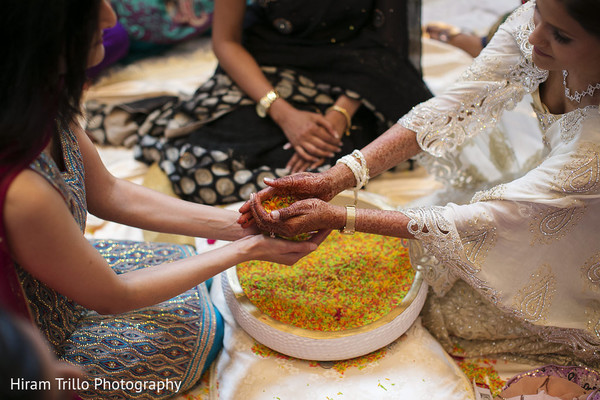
xmin=327 ymin=105 xmax=352 ymax=136
xmin=256 ymin=89 xmax=280 ymax=118
xmin=341 ymin=205 xmax=356 ymax=235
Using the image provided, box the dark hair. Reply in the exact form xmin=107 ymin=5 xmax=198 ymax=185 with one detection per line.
xmin=0 ymin=0 xmax=102 ymax=166
xmin=0 ymin=310 xmax=44 ymax=400
xmin=559 ymin=0 xmax=600 ymax=38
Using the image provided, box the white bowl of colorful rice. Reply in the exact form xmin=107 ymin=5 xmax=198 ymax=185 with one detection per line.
xmin=222 ymin=191 xmax=427 ymax=361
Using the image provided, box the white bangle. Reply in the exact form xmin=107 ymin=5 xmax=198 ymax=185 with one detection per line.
xmin=336 ymin=150 xmax=369 ymax=190
xmin=351 ymin=150 xmax=369 ymax=187
xmin=336 ymin=155 xmax=362 ymax=189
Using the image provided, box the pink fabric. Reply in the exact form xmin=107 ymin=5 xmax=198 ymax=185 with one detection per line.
xmin=0 ymin=161 xmax=34 ymax=319
xmin=0 ymin=126 xmax=52 ymax=320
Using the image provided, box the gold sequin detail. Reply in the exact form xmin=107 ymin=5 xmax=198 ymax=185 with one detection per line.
xmin=471 ymin=184 xmax=507 ymax=203
xmin=554 ymin=144 xmax=600 ymax=195
xmin=513 ymin=264 xmax=556 ymax=323
xmin=582 ymin=253 xmax=600 ymax=292
xmin=585 ymin=304 xmax=600 ymax=340
xmin=461 ymin=215 xmax=497 ymax=265
xmin=529 ymin=206 xmax=584 ymax=246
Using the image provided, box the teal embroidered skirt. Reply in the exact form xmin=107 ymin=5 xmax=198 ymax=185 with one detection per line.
xmin=56 ymin=240 xmax=224 ymax=399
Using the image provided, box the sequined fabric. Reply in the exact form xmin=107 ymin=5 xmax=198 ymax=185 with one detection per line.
xmin=17 ymin=126 xmax=222 ymax=399
xmin=400 ymin=1 xmax=600 ymax=367
xmin=421 ymin=281 xmax=592 ymax=367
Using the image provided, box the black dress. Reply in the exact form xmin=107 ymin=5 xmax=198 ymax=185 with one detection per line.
xmin=86 ymin=0 xmax=432 ymax=205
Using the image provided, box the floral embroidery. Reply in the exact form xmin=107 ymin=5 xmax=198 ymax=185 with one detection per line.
xmin=529 ymin=206 xmax=584 ymax=246
xmin=405 ymin=240 xmax=456 ymax=296
xmin=505 ymin=0 xmax=535 ymax=26
xmin=400 ymin=3 xmax=545 ymax=190
xmin=513 ymin=264 xmax=556 ymax=323
xmin=402 ymin=207 xmax=464 ymax=293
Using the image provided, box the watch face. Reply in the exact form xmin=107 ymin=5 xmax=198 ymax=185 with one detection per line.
xmin=256 ymin=103 xmax=267 ymax=118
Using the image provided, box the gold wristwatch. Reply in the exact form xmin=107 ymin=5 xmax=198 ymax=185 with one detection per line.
xmin=340 ymin=205 xmax=356 ymax=235
xmin=256 ymin=89 xmax=279 ymax=118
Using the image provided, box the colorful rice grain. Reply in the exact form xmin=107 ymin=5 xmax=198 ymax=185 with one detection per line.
xmin=452 ymin=345 xmax=506 ymax=396
xmin=261 ymin=195 xmax=312 ymax=241
xmin=251 ymin=341 xmax=387 ymax=375
xmin=238 ymin=230 xmax=414 ymax=331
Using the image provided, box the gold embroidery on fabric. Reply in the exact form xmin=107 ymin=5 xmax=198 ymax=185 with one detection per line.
xmin=582 ymin=253 xmax=600 ymax=291
xmin=471 ymin=184 xmax=507 ymax=203
xmin=554 ymin=145 xmax=600 ymax=194
xmin=533 ymin=323 xmax=600 ymax=361
xmin=534 ymin=108 xmax=559 ymax=135
xmin=514 ymin=264 xmax=556 ymax=323
xmin=506 ymin=0 xmax=535 ymax=26
xmin=585 ymin=304 xmax=600 ymax=340
xmin=454 ymin=260 xmax=480 ymax=277
xmin=510 ymin=5 xmax=548 ymax=93
xmin=529 ymin=206 xmax=584 ymax=246
xmin=400 ymin=3 xmax=545 ymax=190
xmin=559 ymin=109 xmax=585 ymax=143
xmin=461 ymin=216 xmax=496 ymax=265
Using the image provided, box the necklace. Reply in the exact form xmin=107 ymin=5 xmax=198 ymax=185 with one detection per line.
xmin=562 ymin=70 xmax=600 ymax=103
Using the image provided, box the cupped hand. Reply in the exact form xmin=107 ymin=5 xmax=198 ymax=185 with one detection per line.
xmin=245 ymin=228 xmax=331 ymax=265
xmin=237 ymin=172 xmax=338 ymax=228
xmin=250 ymin=195 xmax=344 ymax=239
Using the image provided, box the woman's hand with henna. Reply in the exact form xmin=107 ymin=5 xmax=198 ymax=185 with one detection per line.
xmin=237 ymin=171 xmax=341 ymax=228
xmin=238 ymin=228 xmax=331 ymax=265
xmin=249 ymin=194 xmax=345 ymax=238
xmin=278 ymin=107 xmax=342 ymax=162
xmin=286 ymin=152 xmax=325 ymax=174
xmin=284 ymin=106 xmax=349 ymax=173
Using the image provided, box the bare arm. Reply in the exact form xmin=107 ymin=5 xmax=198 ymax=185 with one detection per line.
xmin=258 ymin=122 xmax=423 ymax=199
xmin=249 ymin=193 xmax=416 ymax=240
xmin=212 ymin=0 xmax=271 ymax=106
xmin=238 ymin=122 xmax=423 ymax=226
xmin=4 ymin=170 xmax=324 ymax=314
xmin=212 ymin=0 xmax=341 ymax=162
xmin=77 ymin=126 xmax=250 ymax=242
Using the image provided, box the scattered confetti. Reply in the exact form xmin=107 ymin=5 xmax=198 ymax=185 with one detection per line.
xmin=452 ymin=346 xmax=506 ymax=396
xmin=251 ymin=342 xmax=387 ymax=375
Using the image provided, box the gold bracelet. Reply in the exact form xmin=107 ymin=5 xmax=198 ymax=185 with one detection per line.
xmin=340 ymin=205 xmax=356 ymax=235
xmin=256 ymin=89 xmax=280 ymax=118
xmin=327 ymin=105 xmax=352 ymax=136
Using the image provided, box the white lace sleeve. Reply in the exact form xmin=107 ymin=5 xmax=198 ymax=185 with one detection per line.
xmin=399 ymin=1 xmax=547 ymax=160
xmin=400 ymin=109 xmax=600 ymax=360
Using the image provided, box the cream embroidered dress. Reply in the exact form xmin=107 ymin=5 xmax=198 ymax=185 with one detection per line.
xmin=399 ymin=1 xmax=600 ymax=366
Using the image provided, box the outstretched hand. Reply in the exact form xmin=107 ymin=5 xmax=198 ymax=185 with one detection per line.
xmin=248 ymin=193 xmax=344 ymax=239
xmin=237 ymin=172 xmax=338 ymax=228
